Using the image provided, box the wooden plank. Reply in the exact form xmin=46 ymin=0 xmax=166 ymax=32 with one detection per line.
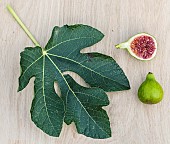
xmin=0 ymin=0 xmax=170 ymax=143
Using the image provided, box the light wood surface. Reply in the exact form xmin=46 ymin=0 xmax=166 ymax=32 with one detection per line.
xmin=0 ymin=0 xmax=170 ymax=144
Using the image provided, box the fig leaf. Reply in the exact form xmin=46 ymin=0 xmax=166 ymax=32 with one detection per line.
xmin=18 ymin=24 xmax=130 ymax=139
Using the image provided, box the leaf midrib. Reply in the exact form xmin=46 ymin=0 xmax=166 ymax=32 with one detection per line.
xmin=47 ymin=53 xmax=128 ymax=88
xmin=46 ymin=54 xmax=109 ymax=136
xmin=20 ymin=52 xmax=61 ymax=134
xmin=21 ymin=55 xmax=43 ymax=77
xmin=46 ymin=37 xmax=95 ymax=52
xmin=42 ymin=56 xmax=57 ymax=134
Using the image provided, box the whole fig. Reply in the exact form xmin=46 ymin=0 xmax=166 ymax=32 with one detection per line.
xmin=138 ymin=72 xmax=163 ymax=104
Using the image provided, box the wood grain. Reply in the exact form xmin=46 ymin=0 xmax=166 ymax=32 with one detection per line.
xmin=0 ymin=0 xmax=170 ymax=143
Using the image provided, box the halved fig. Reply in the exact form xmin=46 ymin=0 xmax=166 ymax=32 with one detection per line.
xmin=116 ymin=33 xmax=157 ymax=60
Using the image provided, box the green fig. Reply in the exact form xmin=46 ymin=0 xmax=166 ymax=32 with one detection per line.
xmin=138 ymin=72 xmax=163 ymax=104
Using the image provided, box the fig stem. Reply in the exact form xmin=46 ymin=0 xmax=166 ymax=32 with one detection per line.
xmin=146 ymin=72 xmax=155 ymax=80
xmin=115 ymin=42 xmax=128 ymax=49
xmin=7 ymin=4 xmax=40 ymax=47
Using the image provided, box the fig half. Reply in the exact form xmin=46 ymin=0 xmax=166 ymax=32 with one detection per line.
xmin=116 ymin=33 xmax=157 ymax=61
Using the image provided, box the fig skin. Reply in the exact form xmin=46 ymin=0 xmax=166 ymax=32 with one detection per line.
xmin=138 ymin=72 xmax=163 ymax=104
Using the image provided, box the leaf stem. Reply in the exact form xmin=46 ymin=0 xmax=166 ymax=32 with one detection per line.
xmin=7 ymin=4 xmax=40 ymax=47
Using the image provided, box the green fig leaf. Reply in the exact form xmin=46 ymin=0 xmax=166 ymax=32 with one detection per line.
xmin=18 ymin=24 xmax=130 ymax=139
xmin=63 ymin=75 xmax=111 ymax=139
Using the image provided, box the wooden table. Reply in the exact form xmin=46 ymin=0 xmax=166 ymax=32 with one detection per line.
xmin=0 ymin=0 xmax=170 ymax=143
